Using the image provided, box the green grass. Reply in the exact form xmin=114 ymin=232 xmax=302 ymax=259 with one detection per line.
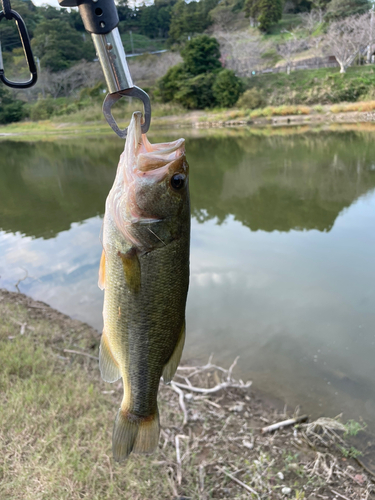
xmin=0 ymin=289 xmax=373 ymax=500
xmin=120 ymin=33 xmax=166 ymax=55
xmin=247 ymin=65 xmax=375 ymax=106
xmin=265 ymin=13 xmax=303 ymax=40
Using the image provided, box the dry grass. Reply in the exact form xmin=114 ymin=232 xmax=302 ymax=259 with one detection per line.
xmin=1 ymin=289 xmax=375 ymax=499
xmin=249 ymin=105 xmax=312 ymax=119
xmin=330 ymin=101 xmax=375 ymax=114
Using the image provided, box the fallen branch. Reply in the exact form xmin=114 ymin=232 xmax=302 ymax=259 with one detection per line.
xmin=63 ymin=349 xmax=99 ymax=361
xmin=175 ymin=434 xmax=188 ymax=486
xmin=172 ymin=379 xmax=251 ymax=394
xmin=330 ymin=489 xmax=351 ymax=500
xmin=261 ymin=415 xmax=308 ymax=434
xmin=170 ymin=382 xmax=188 ymax=426
xmin=216 ymin=467 xmax=259 ymax=498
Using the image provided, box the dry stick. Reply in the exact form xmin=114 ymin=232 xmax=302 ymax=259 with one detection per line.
xmin=175 ymin=434 xmax=188 ymax=486
xmin=261 ymin=414 xmax=308 ymax=434
xmin=170 ymin=382 xmax=188 ymax=426
xmin=63 ymin=349 xmax=99 ymax=361
xmin=217 ymin=467 xmax=259 ymax=498
xmin=199 ymin=464 xmax=205 ymax=493
xmin=330 ymin=490 xmax=351 ymax=500
xmin=172 ymin=379 xmax=251 ymax=394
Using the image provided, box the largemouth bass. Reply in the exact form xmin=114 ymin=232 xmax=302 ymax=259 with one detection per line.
xmin=98 ymin=112 xmax=190 ymax=462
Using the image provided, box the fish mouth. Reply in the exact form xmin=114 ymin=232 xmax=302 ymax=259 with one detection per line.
xmin=126 ymin=112 xmax=186 ymax=179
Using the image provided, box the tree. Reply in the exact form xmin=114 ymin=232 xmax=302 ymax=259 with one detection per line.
xmin=212 ymin=69 xmax=243 ymax=107
xmin=277 ymin=31 xmax=308 ymax=74
xmin=31 ymin=19 xmax=92 ymax=72
xmin=175 ymin=72 xmax=217 ymax=108
xmin=180 ymin=35 xmax=221 ymax=76
xmin=326 ymin=0 xmax=371 ymax=20
xmin=168 ymin=0 xmax=219 ymax=44
xmin=0 ymin=86 xmax=24 ymax=124
xmin=244 ymin=0 xmax=283 ymax=32
xmin=157 ymin=63 xmax=188 ymax=102
xmin=324 ymin=12 xmax=375 ymax=73
xmin=215 ymin=30 xmax=268 ymax=77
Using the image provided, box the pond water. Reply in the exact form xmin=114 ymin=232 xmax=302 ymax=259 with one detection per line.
xmin=1 ymin=126 xmax=375 ymax=432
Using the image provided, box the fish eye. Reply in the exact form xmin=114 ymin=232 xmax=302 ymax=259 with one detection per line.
xmin=170 ymin=173 xmax=186 ymax=191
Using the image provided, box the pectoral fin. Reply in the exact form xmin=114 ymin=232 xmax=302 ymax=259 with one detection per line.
xmin=99 ymin=331 xmax=121 ymax=383
xmin=98 ymin=250 xmax=106 ymax=290
xmin=118 ymin=248 xmax=141 ymax=293
xmin=162 ymin=322 xmax=185 ymax=384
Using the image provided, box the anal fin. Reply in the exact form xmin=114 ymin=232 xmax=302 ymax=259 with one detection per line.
xmin=99 ymin=332 xmax=121 ymax=383
xmin=162 ymin=321 xmax=185 ymax=384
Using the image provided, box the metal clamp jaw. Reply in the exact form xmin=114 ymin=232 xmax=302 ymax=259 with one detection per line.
xmin=92 ymin=28 xmax=151 ymax=138
xmin=58 ymin=0 xmax=151 ymax=138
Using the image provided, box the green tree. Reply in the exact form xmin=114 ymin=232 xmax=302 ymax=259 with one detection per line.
xmin=158 ymin=63 xmax=188 ymax=102
xmin=168 ymin=0 xmax=219 ymax=44
xmin=244 ymin=0 xmax=283 ymax=32
xmin=326 ymin=0 xmax=371 ymax=19
xmin=0 ymin=86 xmax=24 ymax=124
xmin=181 ymin=35 xmax=221 ymax=76
xmin=175 ymin=72 xmax=217 ymax=108
xmin=213 ymin=69 xmax=243 ymax=107
xmin=31 ymin=19 xmax=89 ymax=72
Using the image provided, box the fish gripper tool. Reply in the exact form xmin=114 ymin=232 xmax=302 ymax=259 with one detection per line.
xmin=58 ymin=0 xmax=151 ymax=138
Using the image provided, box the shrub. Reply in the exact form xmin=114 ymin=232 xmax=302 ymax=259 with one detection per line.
xmin=29 ymin=99 xmax=56 ymax=121
xmin=0 ymin=87 xmax=25 ymax=124
xmin=175 ymin=72 xmax=217 ymax=109
xmin=237 ymin=88 xmax=266 ymax=109
xmin=212 ymin=69 xmax=243 ymax=108
xmin=180 ymin=35 xmax=221 ymax=76
xmin=157 ymin=63 xmax=188 ymax=103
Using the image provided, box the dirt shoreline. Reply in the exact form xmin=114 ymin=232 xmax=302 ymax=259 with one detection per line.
xmin=1 ymin=288 xmax=374 ymax=499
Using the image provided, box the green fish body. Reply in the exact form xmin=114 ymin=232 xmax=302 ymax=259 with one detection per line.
xmin=99 ymin=112 xmax=190 ymax=462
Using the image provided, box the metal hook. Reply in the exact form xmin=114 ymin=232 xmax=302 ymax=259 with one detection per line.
xmin=102 ymin=86 xmax=151 ymax=139
xmin=0 ymin=8 xmax=37 ymax=89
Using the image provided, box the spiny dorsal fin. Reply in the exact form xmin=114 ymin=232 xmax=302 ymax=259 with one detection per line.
xmin=162 ymin=321 xmax=185 ymax=384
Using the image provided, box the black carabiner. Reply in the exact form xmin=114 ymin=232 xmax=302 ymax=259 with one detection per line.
xmin=0 ymin=6 xmax=37 ymax=89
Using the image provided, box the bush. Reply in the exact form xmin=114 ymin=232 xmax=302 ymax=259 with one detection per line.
xmin=180 ymin=35 xmax=221 ymax=76
xmin=175 ymin=72 xmax=217 ymax=109
xmin=237 ymin=88 xmax=265 ymax=109
xmin=157 ymin=63 xmax=188 ymax=103
xmin=213 ymin=69 xmax=243 ymax=108
xmin=0 ymin=87 xmax=25 ymax=124
xmin=29 ymin=99 xmax=56 ymax=121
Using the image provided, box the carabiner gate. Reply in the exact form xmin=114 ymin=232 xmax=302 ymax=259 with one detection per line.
xmin=0 ymin=8 xmax=37 ymax=89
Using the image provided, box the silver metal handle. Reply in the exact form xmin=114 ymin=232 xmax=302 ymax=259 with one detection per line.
xmin=92 ymin=27 xmax=133 ymax=94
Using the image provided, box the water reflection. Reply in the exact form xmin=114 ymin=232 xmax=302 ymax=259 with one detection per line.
xmin=2 ymin=131 xmax=375 ymax=238
xmin=1 ymin=128 xmax=375 ymax=435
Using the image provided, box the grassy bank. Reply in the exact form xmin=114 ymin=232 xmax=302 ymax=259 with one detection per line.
xmin=2 ymin=99 xmax=375 ymax=141
xmin=1 ymin=288 xmax=374 ymax=499
xmin=247 ymin=66 xmax=375 ymax=106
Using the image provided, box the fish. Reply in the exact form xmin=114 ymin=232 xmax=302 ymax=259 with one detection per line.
xmin=98 ymin=111 xmax=190 ymax=462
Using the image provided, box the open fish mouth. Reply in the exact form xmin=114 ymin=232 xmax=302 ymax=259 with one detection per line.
xmin=126 ymin=112 xmax=186 ymax=177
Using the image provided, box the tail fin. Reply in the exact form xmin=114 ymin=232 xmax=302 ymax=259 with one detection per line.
xmin=112 ymin=408 xmax=160 ymax=462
